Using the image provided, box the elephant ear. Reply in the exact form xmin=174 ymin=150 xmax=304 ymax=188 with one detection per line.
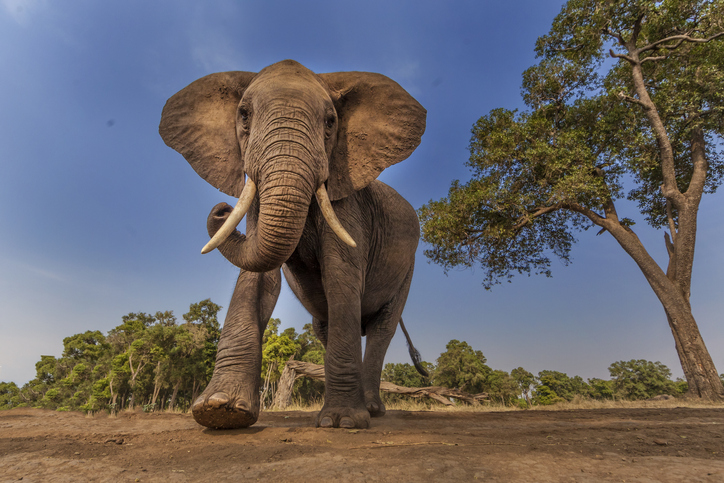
xmin=159 ymin=71 xmax=256 ymax=197
xmin=319 ymin=72 xmax=426 ymax=201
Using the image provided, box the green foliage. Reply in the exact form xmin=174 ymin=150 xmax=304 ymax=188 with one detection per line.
xmin=382 ymin=362 xmax=433 ymax=388
xmin=419 ymin=0 xmax=724 ymax=288
xmin=432 ymin=340 xmax=491 ymax=394
xmin=2 ymin=318 xmax=693 ymax=412
xmin=608 ymin=359 xmax=678 ymax=399
xmin=485 ymin=369 xmax=520 ymax=405
xmin=534 ymin=370 xmax=589 ymax=405
xmin=380 ymin=361 xmax=433 ymax=404
xmin=2 ymin=299 xmax=224 ymax=413
xmin=62 ymin=331 xmax=108 ymax=361
xmin=511 ymin=367 xmax=536 ymax=405
xmin=0 ymin=382 xmax=21 ymax=409
xmin=587 ymin=378 xmax=615 ymax=400
xmin=261 ymin=333 xmax=301 ymax=383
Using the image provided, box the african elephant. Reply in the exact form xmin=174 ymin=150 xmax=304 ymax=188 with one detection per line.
xmin=159 ymin=60 xmax=426 ymax=429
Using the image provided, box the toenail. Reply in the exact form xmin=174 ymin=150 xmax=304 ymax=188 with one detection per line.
xmin=233 ymin=400 xmax=250 ymax=411
xmin=320 ymin=417 xmax=333 ymax=428
xmin=208 ymin=393 xmax=229 ymax=407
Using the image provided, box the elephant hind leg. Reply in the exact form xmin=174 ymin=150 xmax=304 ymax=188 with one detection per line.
xmin=362 ymin=268 xmax=414 ymax=417
xmin=192 ymin=269 xmax=281 ymax=429
xmin=312 ymin=316 xmax=328 ymax=348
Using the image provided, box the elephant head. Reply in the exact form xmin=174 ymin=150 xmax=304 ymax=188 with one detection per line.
xmin=159 ymin=60 xmax=426 ymax=272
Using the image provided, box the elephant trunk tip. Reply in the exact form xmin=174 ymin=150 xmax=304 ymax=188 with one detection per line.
xmin=201 ymin=179 xmax=257 ymax=254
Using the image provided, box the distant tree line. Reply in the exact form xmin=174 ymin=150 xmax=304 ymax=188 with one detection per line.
xmin=0 ymin=301 xmax=327 ymax=413
xmin=2 ymin=308 xmax=719 ymax=413
xmin=0 ymin=300 xmax=223 ymax=413
xmin=381 ymin=339 xmax=722 ymax=408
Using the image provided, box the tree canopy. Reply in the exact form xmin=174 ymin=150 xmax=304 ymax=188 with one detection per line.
xmin=419 ymin=0 xmax=724 ymax=399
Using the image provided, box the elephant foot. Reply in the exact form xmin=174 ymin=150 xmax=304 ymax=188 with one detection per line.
xmin=316 ymin=404 xmax=370 ymax=429
xmin=364 ymin=390 xmax=386 ymax=417
xmin=191 ymin=379 xmax=259 ymax=429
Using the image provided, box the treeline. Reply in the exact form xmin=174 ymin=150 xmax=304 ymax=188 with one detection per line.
xmin=2 ymin=309 xmax=716 ymax=413
xmin=381 ymin=340 xmax=711 ymax=407
xmin=0 ymin=301 xmax=328 ymax=413
xmin=0 ymin=300 xmax=223 ymax=413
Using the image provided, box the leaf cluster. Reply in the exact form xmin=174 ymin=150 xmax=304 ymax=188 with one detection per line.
xmin=420 ymin=0 xmax=724 ymax=286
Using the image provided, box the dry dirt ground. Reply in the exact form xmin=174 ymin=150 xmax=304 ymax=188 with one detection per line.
xmin=1 ymin=407 xmax=723 ymax=482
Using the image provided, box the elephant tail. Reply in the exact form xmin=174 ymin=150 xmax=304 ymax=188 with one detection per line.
xmin=399 ymin=318 xmax=429 ymax=377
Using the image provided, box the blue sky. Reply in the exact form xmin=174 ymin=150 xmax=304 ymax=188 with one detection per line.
xmin=1 ymin=0 xmax=722 ymax=385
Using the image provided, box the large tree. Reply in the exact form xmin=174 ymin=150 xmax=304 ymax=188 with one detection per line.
xmin=419 ymin=0 xmax=724 ymax=399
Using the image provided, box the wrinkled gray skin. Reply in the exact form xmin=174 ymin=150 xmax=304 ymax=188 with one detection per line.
xmin=159 ymin=60 xmax=426 ymax=429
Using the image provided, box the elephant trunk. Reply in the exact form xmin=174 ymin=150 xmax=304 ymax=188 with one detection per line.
xmin=249 ymin=169 xmax=315 ymax=270
xmin=215 ymin=128 xmax=319 ymax=272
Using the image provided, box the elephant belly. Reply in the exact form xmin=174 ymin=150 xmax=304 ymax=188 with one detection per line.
xmin=282 ymin=262 xmax=329 ymax=322
xmin=282 ymin=255 xmax=412 ymax=325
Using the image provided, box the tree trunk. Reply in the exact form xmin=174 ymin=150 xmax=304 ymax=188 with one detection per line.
xmin=191 ymin=379 xmax=201 ymax=404
xmin=603 ymin=222 xmax=724 ymax=401
xmin=613 ymin=41 xmax=722 ymax=400
xmin=273 ymin=361 xmax=297 ymax=409
xmin=169 ymin=380 xmax=181 ymax=411
xmin=151 ymin=361 xmax=162 ymax=409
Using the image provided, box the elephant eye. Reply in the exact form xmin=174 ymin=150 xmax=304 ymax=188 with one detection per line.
xmin=325 ymin=115 xmax=336 ymax=129
xmin=239 ymin=108 xmax=249 ymax=122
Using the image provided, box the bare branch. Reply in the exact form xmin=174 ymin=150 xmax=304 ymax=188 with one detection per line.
xmin=664 ymin=231 xmax=675 ymax=259
xmin=640 ymin=55 xmax=669 ymax=64
xmin=630 ymin=13 xmax=645 ymax=46
xmin=638 ymin=31 xmax=724 ymax=55
xmin=602 ymin=24 xmax=627 ymax=47
xmin=686 ymin=127 xmax=709 ymax=199
xmin=566 ymin=202 xmax=610 ymax=228
xmin=610 ymin=49 xmax=636 ymax=63
xmin=665 ymin=195 xmax=678 ymax=245
xmin=617 ymin=91 xmax=647 ymax=107
xmin=552 ymin=44 xmax=584 ymax=53
xmin=512 ymin=205 xmax=561 ymax=231
xmin=277 ymin=361 xmax=490 ymax=408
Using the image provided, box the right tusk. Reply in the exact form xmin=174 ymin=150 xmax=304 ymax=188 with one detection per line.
xmin=201 ymin=178 xmax=257 ymax=254
xmin=315 ymin=184 xmax=357 ymax=248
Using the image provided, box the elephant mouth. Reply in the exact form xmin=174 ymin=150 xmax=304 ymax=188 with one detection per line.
xmin=201 ymin=178 xmax=356 ymax=255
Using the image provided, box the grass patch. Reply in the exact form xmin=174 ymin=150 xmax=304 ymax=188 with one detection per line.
xmin=268 ymin=395 xmax=724 ymax=413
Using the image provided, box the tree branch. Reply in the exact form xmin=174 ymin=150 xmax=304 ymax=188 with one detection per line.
xmin=566 ymin=202 xmax=611 ymax=229
xmin=512 ymin=205 xmax=561 ymax=231
xmin=602 ymin=24 xmax=627 ymax=47
xmin=640 ymin=55 xmax=669 ymax=64
xmin=638 ymin=31 xmax=724 ymax=55
xmin=609 ymin=49 xmax=636 ymax=63
xmin=665 ymin=195 xmax=678 ymax=246
xmin=686 ymin=127 xmax=708 ymax=199
xmin=617 ymin=91 xmax=647 ymax=107
xmin=276 ymin=361 xmax=490 ymax=408
xmin=631 ymin=13 xmax=645 ymax=47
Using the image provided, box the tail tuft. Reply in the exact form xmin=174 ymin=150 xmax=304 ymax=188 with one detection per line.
xmin=399 ymin=318 xmax=428 ymax=377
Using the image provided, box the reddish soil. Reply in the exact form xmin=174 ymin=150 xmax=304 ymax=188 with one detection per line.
xmin=1 ymin=407 xmax=723 ymax=482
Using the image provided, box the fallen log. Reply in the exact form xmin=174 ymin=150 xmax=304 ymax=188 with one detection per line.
xmin=273 ymin=360 xmax=489 ymax=409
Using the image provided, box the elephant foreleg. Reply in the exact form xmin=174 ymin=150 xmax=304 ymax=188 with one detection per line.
xmin=316 ymin=285 xmax=369 ymax=429
xmin=192 ymin=269 xmax=281 ymax=429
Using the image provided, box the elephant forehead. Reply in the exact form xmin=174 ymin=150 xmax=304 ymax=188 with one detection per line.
xmin=247 ymin=69 xmax=331 ymax=107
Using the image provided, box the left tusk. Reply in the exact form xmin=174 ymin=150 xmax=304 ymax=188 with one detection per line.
xmin=315 ymin=184 xmax=357 ymax=248
xmin=201 ymin=178 xmax=257 ymax=254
